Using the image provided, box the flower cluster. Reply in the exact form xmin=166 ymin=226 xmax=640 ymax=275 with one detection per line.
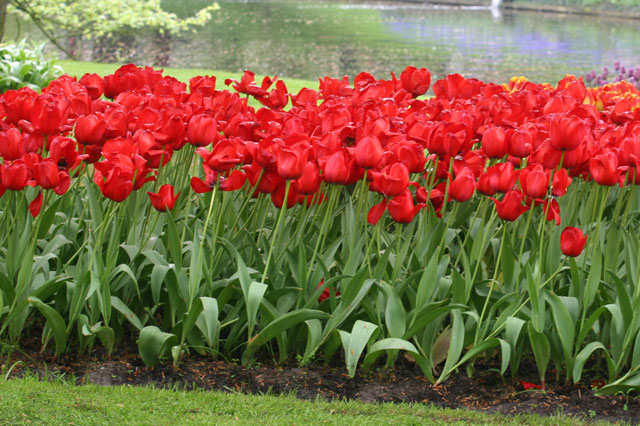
xmin=2 ymin=64 xmax=640 ymax=254
xmin=585 ymin=62 xmax=640 ymax=90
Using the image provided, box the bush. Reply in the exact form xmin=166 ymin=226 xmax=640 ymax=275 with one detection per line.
xmin=0 ymin=39 xmax=62 ymax=92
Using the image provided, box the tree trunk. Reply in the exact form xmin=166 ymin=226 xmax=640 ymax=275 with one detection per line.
xmin=0 ymin=0 xmax=9 ymax=42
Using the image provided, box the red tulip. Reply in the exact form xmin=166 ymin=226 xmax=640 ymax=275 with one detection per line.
xmin=0 ymin=87 xmax=37 ymax=124
xmin=277 ymin=145 xmax=308 ymax=180
xmin=549 ymin=114 xmax=587 ymax=151
xmin=354 ymin=135 xmax=383 ymax=169
xmin=491 ymin=190 xmax=529 ymax=221
xmin=590 ymin=150 xmax=623 ymax=186
xmin=449 ymin=167 xmax=476 ymax=202
xmin=78 ymin=73 xmax=105 ymax=100
xmin=316 ymin=279 xmax=340 ymax=303
xmin=293 ymin=161 xmax=322 ymax=195
xmin=29 ymin=191 xmax=43 ymax=217
xmin=367 ymin=199 xmax=388 ymax=226
xmin=552 ymin=168 xmax=572 ymax=197
xmin=0 ymin=127 xmax=26 ymax=161
xmin=400 ymin=66 xmax=431 ymax=97
xmin=1 ymin=161 xmax=30 ymax=191
xmin=148 ymin=184 xmax=179 ymax=212
xmin=320 ymin=151 xmax=351 ymax=185
xmin=387 ymin=189 xmax=425 ymax=223
xmin=482 ymin=127 xmax=507 ymax=158
xmin=187 ymin=114 xmax=218 ymax=147
xmin=75 ymin=114 xmax=107 ymax=146
xmin=30 ymin=95 xmax=70 ymax=135
xmin=94 ymin=166 xmax=133 ymax=202
xmin=560 ymin=227 xmax=587 ymax=257
xmin=519 ymin=164 xmax=549 ymax=199
xmin=370 ymin=163 xmax=410 ymax=197
xmin=509 ymin=127 xmax=534 ymax=158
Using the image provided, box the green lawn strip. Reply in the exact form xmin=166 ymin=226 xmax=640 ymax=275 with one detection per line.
xmin=56 ymin=59 xmax=315 ymax=95
xmin=0 ymin=376 xmax=620 ymax=426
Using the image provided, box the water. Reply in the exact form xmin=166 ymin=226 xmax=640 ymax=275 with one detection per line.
xmin=7 ymin=0 xmax=640 ymax=84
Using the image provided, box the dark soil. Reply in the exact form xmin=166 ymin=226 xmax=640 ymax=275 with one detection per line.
xmin=2 ymin=338 xmax=638 ymax=425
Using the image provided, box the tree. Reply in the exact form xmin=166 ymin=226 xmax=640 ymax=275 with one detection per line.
xmin=3 ymin=0 xmax=219 ymax=58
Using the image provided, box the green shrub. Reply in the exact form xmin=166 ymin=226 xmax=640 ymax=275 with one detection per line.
xmin=0 ymin=40 xmax=62 ymax=92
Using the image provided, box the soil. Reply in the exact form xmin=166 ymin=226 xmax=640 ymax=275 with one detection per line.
xmin=2 ymin=337 xmax=638 ymax=425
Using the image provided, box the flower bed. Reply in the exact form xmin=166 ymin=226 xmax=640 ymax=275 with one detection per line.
xmin=1 ymin=64 xmax=640 ymax=394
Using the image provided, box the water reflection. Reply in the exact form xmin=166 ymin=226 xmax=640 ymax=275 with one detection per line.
xmin=7 ymin=0 xmax=640 ymax=84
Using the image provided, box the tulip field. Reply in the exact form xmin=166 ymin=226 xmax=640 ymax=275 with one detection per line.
xmin=2 ymin=64 xmax=640 ymax=395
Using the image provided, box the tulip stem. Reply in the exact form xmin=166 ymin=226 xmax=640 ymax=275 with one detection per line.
xmin=305 ymin=185 xmax=339 ymax=284
xmin=474 ymin=223 xmax=506 ymax=345
xmin=262 ymin=180 xmax=291 ymax=284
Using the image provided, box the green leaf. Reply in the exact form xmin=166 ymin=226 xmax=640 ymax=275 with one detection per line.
xmin=196 ymin=297 xmax=220 ymax=348
xmin=363 ymin=338 xmax=432 ymax=380
xmin=28 ymin=296 xmax=67 ymax=357
xmin=246 ymin=281 xmax=267 ymax=338
xmin=110 ymin=296 xmax=143 ymax=330
xmin=404 ymin=303 xmax=466 ymax=340
xmin=437 ymin=309 xmax=465 ymax=384
xmin=302 ymin=319 xmax=323 ymax=363
xmin=527 ymin=322 xmax=550 ymax=385
xmin=150 ymin=264 xmax=170 ymax=304
xmin=339 ymin=320 xmax=378 ymax=378
xmin=546 ymin=291 xmax=575 ymax=374
xmin=381 ymin=282 xmax=406 ymax=338
xmin=573 ymin=342 xmax=613 ymax=383
xmin=138 ymin=326 xmax=177 ymax=366
xmin=584 ymin=245 xmax=602 ymax=309
xmin=242 ymin=309 xmax=330 ymax=366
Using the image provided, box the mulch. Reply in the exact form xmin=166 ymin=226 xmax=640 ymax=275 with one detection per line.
xmin=2 ymin=337 xmax=637 ymax=425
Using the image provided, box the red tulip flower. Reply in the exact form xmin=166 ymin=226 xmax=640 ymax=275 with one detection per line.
xmin=388 ymin=189 xmax=425 ymax=223
xmin=449 ymin=167 xmax=476 ymax=202
xmin=293 ymin=161 xmax=322 ymax=195
xmin=30 ymin=95 xmax=70 ymax=135
xmin=370 ymin=162 xmax=410 ymax=197
xmin=75 ymin=113 xmax=107 ymax=146
xmin=316 ymin=279 xmax=340 ymax=303
xmin=277 ymin=145 xmax=308 ymax=180
xmin=590 ymin=150 xmax=624 ymax=186
xmin=0 ymin=127 xmax=26 ymax=161
xmin=187 ymin=114 xmax=218 ymax=147
xmin=400 ymin=66 xmax=431 ymax=97
xmin=549 ymin=114 xmax=587 ymax=151
xmin=1 ymin=161 xmax=30 ymax=191
xmin=519 ymin=164 xmax=549 ymax=199
xmin=354 ymin=135 xmax=383 ymax=169
xmin=491 ymin=190 xmax=529 ymax=221
xmin=148 ymin=184 xmax=180 ymax=212
xmin=482 ymin=127 xmax=507 ymax=158
xmin=560 ymin=227 xmax=587 ymax=257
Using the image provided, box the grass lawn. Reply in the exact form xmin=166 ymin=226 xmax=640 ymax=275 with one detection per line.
xmin=56 ymin=60 xmax=315 ymax=95
xmin=0 ymin=375 xmax=621 ymax=426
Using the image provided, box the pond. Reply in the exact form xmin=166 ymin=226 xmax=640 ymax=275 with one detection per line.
xmin=8 ymin=0 xmax=640 ymax=84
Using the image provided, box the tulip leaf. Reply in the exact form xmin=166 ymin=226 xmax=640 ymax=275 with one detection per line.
xmin=246 ymin=281 xmax=267 ymax=338
xmin=196 ymin=297 xmax=220 ymax=349
xmin=339 ymin=320 xmax=378 ymax=378
xmin=28 ymin=296 xmax=67 ymax=357
xmin=381 ymin=282 xmax=406 ymax=338
xmin=527 ymin=322 xmax=550 ymax=385
xmin=363 ymin=337 xmax=432 ymax=380
xmin=437 ymin=309 xmax=465 ymax=384
xmin=110 ymin=295 xmax=143 ymax=330
xmin=573 ymin=341 xmax=614 ymax=384
xmin=302 ymin=319 xmax=323 ymax=363
xmin=546 ymin=291 xmax=575 ymax=374
xmin=584 ymin=245 xmax=602 ymax=309
xmin=138 ymin=326 xmax=177 ymax=366
xmin=242 ymin=309 xmax=330 ymax=366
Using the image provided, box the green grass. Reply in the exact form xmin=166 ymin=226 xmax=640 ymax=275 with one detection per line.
xmin=0 ymin=375 xmax=622 ymax=426
xmin=56 ymin=59 xmax=315 ymax=95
